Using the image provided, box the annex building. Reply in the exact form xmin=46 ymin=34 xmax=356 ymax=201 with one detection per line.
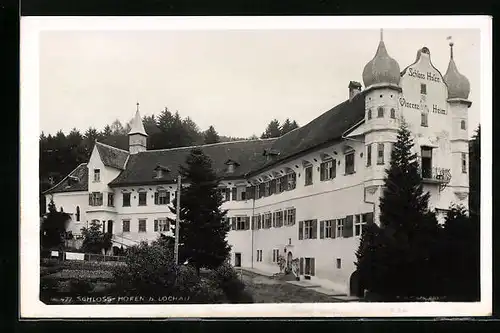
xmin=44 ymin=32 xmax=472 ymax=295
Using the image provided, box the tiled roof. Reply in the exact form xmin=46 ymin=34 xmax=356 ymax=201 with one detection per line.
xmin=248 ymin=92 xmax=366 ymax=175
xmin=95 ymin=142 xmax=130 ymax=170
xmin=109 ymin=139 xmax=276 ymax=187
xmin=43 ymin=163 xmax=89 ymax=194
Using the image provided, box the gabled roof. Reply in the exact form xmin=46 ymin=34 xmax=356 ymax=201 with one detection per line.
xmin=43 ymin=163 xmax=89 ymax=194
xmin=95 ymin=142 xmax=130 ymax=170
xmin=109 ymin=139 xmax=276 ymax=187
xmin=247 ymin=92 xmax=366 ymax=175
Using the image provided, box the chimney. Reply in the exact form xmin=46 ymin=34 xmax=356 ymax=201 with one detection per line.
xmin=348 ymin=81 xmax=362 ymax=100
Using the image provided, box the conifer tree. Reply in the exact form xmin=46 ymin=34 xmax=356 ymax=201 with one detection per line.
xmin=261 ymin=119 xmax=281 ymax=139
xmin=356 ymin=120 xmax=440 ymax=299
xmin=169 ymin=148 xmax=231 ymax=275
xmin=204 ymin=126 xmax=220 ymax=144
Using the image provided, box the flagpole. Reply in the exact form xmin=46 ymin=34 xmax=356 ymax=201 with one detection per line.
xmin=174 ymin=175 xmax=181 ymax=265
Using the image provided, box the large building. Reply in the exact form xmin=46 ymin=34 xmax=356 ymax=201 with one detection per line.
xmin=43 ymin=32 xmax=471 ymax=295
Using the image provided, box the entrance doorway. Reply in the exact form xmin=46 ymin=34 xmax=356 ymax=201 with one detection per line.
xmin=234 ymin=253 xmax=242 ymax=267
xmin=287 ymin=252 xmax=293 ymax=271
xmin=107 ymin=220 xmax=113 ymax=234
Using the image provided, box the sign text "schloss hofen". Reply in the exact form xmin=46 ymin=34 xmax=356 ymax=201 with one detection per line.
xmin=408 ymin=68 xmax=441 ymax=83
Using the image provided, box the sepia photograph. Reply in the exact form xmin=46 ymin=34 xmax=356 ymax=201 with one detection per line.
xmin=20 ymin=16 xmax=491 ymax=318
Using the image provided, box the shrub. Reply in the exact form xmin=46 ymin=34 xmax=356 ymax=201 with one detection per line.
xmin=209 ymin=263 xmax=254 ymax=303
xmin=69 ymin=279 xmax=94 ymax=294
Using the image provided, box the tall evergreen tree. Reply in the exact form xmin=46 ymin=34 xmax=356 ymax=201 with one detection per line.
xmin=169 ymin=148 xmax=231 ymax=275
xmin=356 ymin=120 xmax=440 ymax=299
xmin=469 ymin=125 xmax=480 ymax=220
xmin=204 ymin=125 xmax=220 ymax=144
xmin=102 ymin=125 xmax=113 ymax=137
xmin=261 ymin=119 xmax=281 ymax=139
xmin=280 ymin=118 xmax=299 ymax=136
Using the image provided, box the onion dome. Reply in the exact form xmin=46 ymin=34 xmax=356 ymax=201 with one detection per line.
xmin=443 ymin=40 xmax=470 ymax=99
xmin=362 ymin=29 xmax=401 ymax=88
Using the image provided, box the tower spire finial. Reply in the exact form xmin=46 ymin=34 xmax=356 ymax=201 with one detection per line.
xmin=380 ymin=28 xmax=384 ymax=42
xmin=447 ymin=36 xmax=454 ymax=59
xmin=136 ymin=101 xmax=140 ymax=112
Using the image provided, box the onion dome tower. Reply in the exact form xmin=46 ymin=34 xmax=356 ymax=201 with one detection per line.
xmin=444 ymin=38 xmax=471 ymax=205
xmin=361 ymin=29 xmax=402 ymax=226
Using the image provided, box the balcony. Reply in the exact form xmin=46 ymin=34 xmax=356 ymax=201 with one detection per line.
xmin=420 ymin=167 xmax=452 ymax=184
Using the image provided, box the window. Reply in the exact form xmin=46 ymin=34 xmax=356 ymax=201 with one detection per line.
xmin=345 ymin=152 xmax=355 ymax=175
xmin=75 ymin=206 xmax=80 ymax=221
xmin=275 ymin=211 xmax=284 ymax=227
xmin=241 ymin=191 xmax=246 ymax=201
xmin=336 ymin=218 xmax=345 ymax=238
xmin=138 ymin=219 xmax=146 ymax=232
xmin=303 ymin=220 xmax=317 ymax=239
xmin=93 ymin=169 xmax=100 ymax=182
xmin=421 ymin=147 xmax=433 ymax=178
xmin=122 ymin=192 xmax=131 ymax=207
xmin=287 ymin=172 xmax=297 ymax=190
xmin=272 ymin=249 xmax=279 ymax=263
xmin=122 ymin=220 xmax=130 ymax=233
xmin=420 ymin=83 xmax=427 ymax=95
xmin=107 ymin=193 xmax=114 ymax=207
xmin=320 ymin=159 xmax=336 ymax=181
xmin=284 ymin=208 xmax=296 ymax=226
xmin=304 ymin=257 xmax=315 ymax=276
xmin=236 ymin=217 xmax=246 ymax=230
xmin=336 ymin=258 xmax=342 ymax=269
xmin=354 ymin=214 xmax=368 ymax=237
xmin=256 ymin=250 xmax=263 ymax=262
xmin=264 ymin=213 xmax=272 ymax=229
xmin=367 ymin=109 xmax=372 ymax=120
xmin=138 ymin=191 xmax=147 ymax=206
xmin=264 ymin=182 xmax=270 ymax=196
xmin=88 ymin=192 xmax=103 ymax=206
xmin=232 ymin=187 xmax=237 ymax=201
xmin=225 ymin=188 xmax=231 ymax=201
xmin=377 ymin=143 xmax=385 ymax=165
xmin=390 ymin=108 xmax=396 ymax=119
xmin=461 ymin=120 xmax=466 ymax=130
xmin=462 ymin=153 xmax=467 ymax=173
xmin=366 ymin=144 xmax=372 ymax=167
xmin=421 ymin=112 xmax=428 ymax=127
xmin=154 ymin=218 xmax=169 ymax=232
xmin=304 ymin=166 xmax=313 ymax=185
xmin=377 ymin=107 xmax=384 ymax=118
xmin=155 ymin=190 xmax=169 ymax=205
xmin=325 ymin=220 xmax=333 ymax=238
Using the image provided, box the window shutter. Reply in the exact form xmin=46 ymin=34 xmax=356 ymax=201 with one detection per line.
xmin=344 ymin=215 xmax=354 ymax=238
xmin=332 ymin=161 xmax=337 ymax=178
xmin=270 ymin=179 xmax=276 ymax=195
xmin=320 ymin=165 xmax=324 ymax=181
xmin=231 ymin=188 xmax=237 ymax=201
xmin=298 ymin=221 xmax=303 ymax=240
xmin=231 ymin=217 xmax=236 ymax=230
xmin=332 ymin=220 xmax=337 ymax=239
xmin=312 ymin=219 xmax=318 ymax=239
xmin=299 ymin=257 xmax=304 ymax=275
xmin=154 ymin=220 xmax=158 ymax=232
xmin=311 ymin=258 xmax=315 ymax=276
xmin=245 ymin=216 xmax=250 ymax=230
xmin=320 ymin=220 xmax=325 ymax=239
xmin=365 ymin=212 xmax=374 ymax=224
xmin=154 ymin=192 xmax=158 ymax=205
xmin=272 ymin=212 xmax=276 ymax=228
xmin=88 ymin=193 xmax=92 ymax=205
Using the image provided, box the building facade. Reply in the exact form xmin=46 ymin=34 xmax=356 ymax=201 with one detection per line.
xmin=43 ymin=33 xmax=471 ymax=295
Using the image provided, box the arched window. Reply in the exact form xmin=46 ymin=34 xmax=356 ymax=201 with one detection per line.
xmin=377 ymin=107 xmax=384 ymax=118
xmin=460 ymin=120 xmax=466 ymax=130
xmin=367 ymin=109 xmax=372 ymax=120
xmin=76 ymin=206 xmax=80 ymax=221
xmin=390 ymin=108 xmax=396 ymax=119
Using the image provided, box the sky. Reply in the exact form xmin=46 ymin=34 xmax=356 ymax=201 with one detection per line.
xmin=39 ymin=28 xmax=481 ymax=139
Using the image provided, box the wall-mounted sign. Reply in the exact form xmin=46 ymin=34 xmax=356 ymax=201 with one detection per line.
xmin=408 ymin=68 xmax=441 ymax=83
xmin=399 ymin=97 xmax=447 ymax=115
xmin=432 ymin=105 xmax=447 ymax=115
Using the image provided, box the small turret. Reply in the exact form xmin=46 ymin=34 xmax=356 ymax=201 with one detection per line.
xmin=128 ymin=102 xmax=148 ymax=154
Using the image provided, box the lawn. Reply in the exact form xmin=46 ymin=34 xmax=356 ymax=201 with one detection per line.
xmin=241 ymin=271 xmax=343 ymax=303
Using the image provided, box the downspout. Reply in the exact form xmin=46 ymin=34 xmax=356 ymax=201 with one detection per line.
xmin=251 ymin=194 xmax=255 ymax=269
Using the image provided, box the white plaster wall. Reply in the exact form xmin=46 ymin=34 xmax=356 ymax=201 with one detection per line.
xmin=45 ymin=191 xmax=88 ymax=236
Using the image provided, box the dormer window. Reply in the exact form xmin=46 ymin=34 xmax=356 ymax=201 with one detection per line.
xmin=67 ymin=176 xmax=79 ymax=187
xmin=154 ymin=165 xmax=170 ymax=179
xmin=225 ymin=159 xmax=240 ymax=174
